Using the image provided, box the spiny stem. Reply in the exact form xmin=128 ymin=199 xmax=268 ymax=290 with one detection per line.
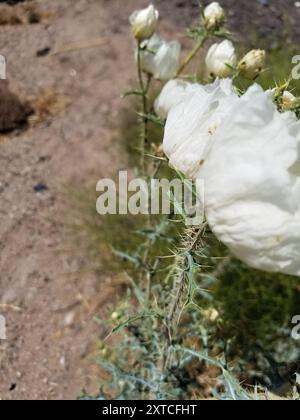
xmin=167 ymin=227 xmax=203 ymax=326
xmin=160 ymin=227 xmax=205 ymax=371
xmin=137 ymin=42 xmax=152 ymax=175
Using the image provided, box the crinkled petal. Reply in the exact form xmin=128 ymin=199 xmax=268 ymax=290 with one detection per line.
xmin=162 ymin=78 xmax=238 ymax=178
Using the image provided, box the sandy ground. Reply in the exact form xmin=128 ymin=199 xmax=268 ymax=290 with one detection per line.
xmin=0 ymin=0 xmax=299 ymax=400
xmin=0 ymin=0 xmax=141 ymax=400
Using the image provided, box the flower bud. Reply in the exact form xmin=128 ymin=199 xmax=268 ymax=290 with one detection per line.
xmin=238 ymin=49 xmax=266 ymax=80
xmin=101 ymin=348 xmax=108 ymax=357
xmin=140 ymin=35 xmax=181 ymax=81
xmin=203 ymin=2 xmax=225 ymax=29
xmin=129 ymin=4 xmax=159 ymax=41
xmin=154 ymin=79 xmax=194 ymax=119
xmin=205 ymin=40 xmax=237 ymax=78
xmin=203 ymin=307 xmax=219 ymax=322
xmin=281 ymin=90 xmax=297 ymax=111
xmin=111 ymin=311 xmax=120 ymax=321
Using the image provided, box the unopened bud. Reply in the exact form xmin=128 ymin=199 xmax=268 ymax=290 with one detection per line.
xmin=281 ymin=90 xmax=298 ymax=111
xmin=205 ymin=40 xmax=237 ymax=78
xmin=239 ymin=49 xmax=266 ymax=80
xmin=203 ymin=2 xmax=225 ymax=30
xmin=129 ymin=4 xmax=159 ymax=41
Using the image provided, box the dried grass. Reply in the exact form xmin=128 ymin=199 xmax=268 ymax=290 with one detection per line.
xmin=0 ymin=2 xmax=51 ymax=25
xmin=28 ymin=88 xmax=71 ymax=125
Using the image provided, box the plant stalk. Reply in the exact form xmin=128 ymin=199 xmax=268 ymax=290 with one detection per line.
xmin=160 ymin=226 xmax=204 ymax=372
xmin=175 ymin=35 xmax=207 ymax=77
xmin=137 ymin=42 xmax=151 ymax=175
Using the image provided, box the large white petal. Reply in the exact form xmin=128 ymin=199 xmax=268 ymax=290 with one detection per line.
xmin=162 ymin=78 xmax=238 ymax=178
xmin=154 ymin=79 xmax=199 ymax=120
xmin=199 ymin=84 xmax=300 ymax=276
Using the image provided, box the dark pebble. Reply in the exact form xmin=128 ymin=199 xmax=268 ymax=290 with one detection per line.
xmin=36 ymin=47 xmax=51 ymax=58
xmin=34 ymin=183 xmax=48 ymax=193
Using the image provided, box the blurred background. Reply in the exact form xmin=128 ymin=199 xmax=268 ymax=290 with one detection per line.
xmin=0 ymin=0 xmax=299 ymax=400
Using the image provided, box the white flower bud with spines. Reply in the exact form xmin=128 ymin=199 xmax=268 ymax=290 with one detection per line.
xmin=129 ymin=4 xmax=159 ymax=41
xmin=238 ymin=49 xmax=266 ymax=79
xmin=203 ymin=2 xmax=225 ymax=29
xmin=205 ymin=40 xmax=237 ymax=78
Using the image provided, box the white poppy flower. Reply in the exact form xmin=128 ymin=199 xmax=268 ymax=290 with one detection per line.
xmin=129 ymin=4 xmax=159 ymax=41
xmin=140 ymin=35 xmax=181 ymax=81
xmin=162 ymin=78 xmax=238 ymax=178
xmin=162 ymin=79 xmax=300 ymax=276
xmin=203 ymin=2 xmax=225 ymax=29
xmin=198 ymin=84 xmax=300 ymax=276
xmin=205 ymin=40 xmax=237 ymax=78
xmin=238 ymin=49 xmax=266 ymax=79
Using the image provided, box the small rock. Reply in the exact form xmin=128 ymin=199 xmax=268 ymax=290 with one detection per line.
xmin=64 ymin=311 xmax=75 ymax=327
xmin=33 ymin=183 xmax=48 ymax=193
xmin=59 ymin=356 xmax=66 ymax=368
xmin=9 ymin=383 xmax=16 ymax=391
xmin=0 ymin=81 xmax=32 ymax=132
xmin=36 ymin=47 xmax=51 ymax=57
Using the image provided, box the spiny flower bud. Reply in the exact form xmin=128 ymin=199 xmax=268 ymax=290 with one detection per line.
xmin=205 ymin=40 xmax=237 ymax=78
xmin=203 ymin=307 xmax=219 ymax=322
xmin=238 ymin=49 xmax=266 ymax=80
xmin=203 ymin=2 xmax=225 ymax=30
